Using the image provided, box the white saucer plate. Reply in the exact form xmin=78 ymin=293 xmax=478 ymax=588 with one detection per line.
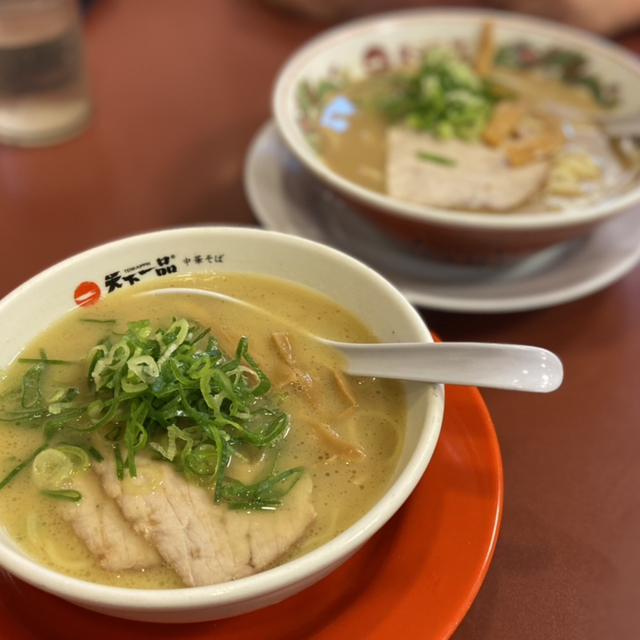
xmin=244 ymin=121 xmax=640 ymax=314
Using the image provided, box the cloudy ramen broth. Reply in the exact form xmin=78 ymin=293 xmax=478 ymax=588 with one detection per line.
xmin=315 ymin=44 xmax=640 ymax=213
xmin=0 ymin=273 xmax=406 ymax=589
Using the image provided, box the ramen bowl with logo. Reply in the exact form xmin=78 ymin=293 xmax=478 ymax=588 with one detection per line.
xmin=0 ymin=226 xmax=444 ymax=623
xmin=272 ymin=8 xmax=640 ymax=265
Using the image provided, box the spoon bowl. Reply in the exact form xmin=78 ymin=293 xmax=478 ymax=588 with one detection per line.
xmin=140 ymin=287 xmax=563 ymax=393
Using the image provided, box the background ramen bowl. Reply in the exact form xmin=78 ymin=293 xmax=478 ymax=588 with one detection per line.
xmin=272 ymin=8 xmax=640 ymax=265
xmin=0 ymin=226 xmax=444 ymax=623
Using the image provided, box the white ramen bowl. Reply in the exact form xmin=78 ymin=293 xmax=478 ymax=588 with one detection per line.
xmin=0 ymin=226 xmax=444 ymax=623
xmin=272 ymin=8 xmax=640 ymax=265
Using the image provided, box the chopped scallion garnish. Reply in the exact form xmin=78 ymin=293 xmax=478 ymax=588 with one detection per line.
xmin=416 ymin=150 xmax=457 ymax=166
xmin=40 ymin=489 xmax=82 ymax=502
xmin=0 ymin=318 xmax=301 ymax=511
xmin=0 ymin=443 xmax=49 ymax=490
xmin=21 ymin=362 xmax=45 ymax=408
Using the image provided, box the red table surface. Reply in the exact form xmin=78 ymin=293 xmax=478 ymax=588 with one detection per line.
xmin=0 ymin=1 xmax=639 ymax=639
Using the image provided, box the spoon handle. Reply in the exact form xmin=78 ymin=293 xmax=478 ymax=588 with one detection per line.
xmin=326 ymin=341 xmax=563 ymax=392
xmin=139 ymin=289 xmax=562 ymax=392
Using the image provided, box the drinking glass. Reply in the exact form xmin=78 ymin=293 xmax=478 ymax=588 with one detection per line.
xmin=0 ymin=0 xmax=91 ymax=147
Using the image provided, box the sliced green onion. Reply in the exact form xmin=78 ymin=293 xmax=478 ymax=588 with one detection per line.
xmin=21 ymin=362 xmax=45 ymax=409
xmin=149 ymin=424 xmax=184 ymax=461
xmin=127 ymin=356 xmax=159 ymax=385
xmin=0 ymin=444 xmax=48 ymax=490
xmin=32 ymin=449 xmax=74 ymax=489
xmin=55 ymin=445 xmax=90 ymax=474
xmin=86 ymin=446 xmax=104 ymax=463
xmin=40 ymin=489 xmax=82 ymax=502
xmin=416 ymin=150 xmax=457 ymax=166
xmin=114 ymin=446 xmax=124 ymax=481
xmin=121 ymin=378 xmax=148 ymax=393
xmin=222 ymin=467 xmax=305 ymax=510
xmin=2 ymin=317 xmax=302 ymax=510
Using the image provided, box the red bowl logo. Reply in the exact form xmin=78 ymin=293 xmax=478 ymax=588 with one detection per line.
xmin=74 ymin=281 xmax=101 ymax=306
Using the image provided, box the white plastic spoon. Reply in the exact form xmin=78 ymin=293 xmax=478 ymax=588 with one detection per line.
xmin=139 ymin=288 xmax=563 ymax=393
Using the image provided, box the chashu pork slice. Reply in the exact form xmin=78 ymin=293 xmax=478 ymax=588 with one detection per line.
xmin=92 ymin=450 xmax=317 ymax=587
xmin=61 ymin=469 xmax=162 ymax=572
xmin=386 ymin=126 xmax=549 ymax=211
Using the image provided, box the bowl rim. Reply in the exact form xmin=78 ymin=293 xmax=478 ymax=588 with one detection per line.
xmin=0 ymin=226 xmax=444 ymax=616
xmin=272 ymin=7 xmax=640 ymax=232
